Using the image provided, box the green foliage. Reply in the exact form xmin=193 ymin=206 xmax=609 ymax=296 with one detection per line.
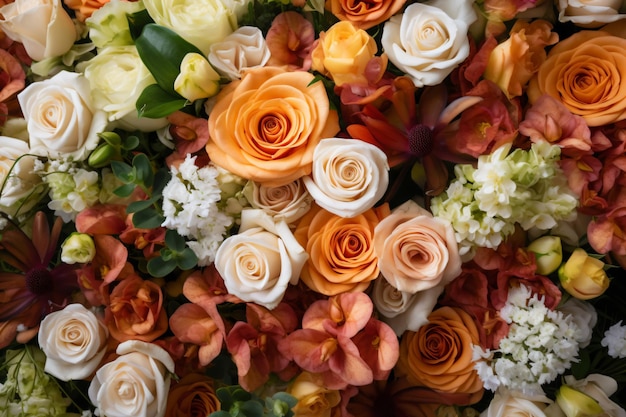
xmin=136 ymin=84 xmax=188 ymax=119
xmin=209 ymin=386 xmax=297 ymax=417
xmin=146 ymin=229 xmax=198 ymax=277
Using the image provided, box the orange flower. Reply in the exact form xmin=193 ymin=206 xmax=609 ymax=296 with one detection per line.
xmin=396 ymin=306 xmax=484 ymax=404
xmin=105 ymin=275 xmax=168 ymax=342
xmin=206 ymin=66 xmax=339 ymax=187
xmin=294 ymin=204 xmax=389 ymax=296
xmin=64 ymin=0 xmax=111 ymax=21
xmin=325 ymin=0 xmax=406 ymax=30
xmin=165 ymin=373 xmax=220 ymax=417
xmin=528 ymin=30 xmax=626 ymax=127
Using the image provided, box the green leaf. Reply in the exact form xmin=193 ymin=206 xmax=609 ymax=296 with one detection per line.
xmin=153 ymin=168 xmax=171 ymax=196
xmin=127 ymin=9 xmax=154 ymax=41
xmin=136 ymin=84 xmax=188 ymax=119
xmin=176 ymin=248 xmax=198 ymax=270
xmin=122 ymin=135 xmax=140 ymax=150
xmin=132 ymin=207 xmax=164 ymax=229
xmin=164 ymin=229 xmax=187 ymax=252
xmin=147 ymin=255 xmax=177 ymax=278
xmin=127 ymin=198 xmax=156 ymax=213
xmin=132 ymin=153 xmax=154 ymax=188
xmin=111 ymin=160 xmax=133 ymax=183
xmin=113 ymin=183 xmax=137 ymax=198
xmin=135 ymin=23 xmax=202 ymax=94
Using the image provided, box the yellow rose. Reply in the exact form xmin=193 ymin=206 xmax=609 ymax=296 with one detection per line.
xmin=206 ymin=66 xmax=339 ymax=187
xmin=311 ymin=21 xmax=378 ymax=86
xmin=558 ymin=248 xmax=610 ymax=300
xmin=174 ymin=52 xmax=221 ymax=102
xmin=287 ymin=372 xmax=341 ymax=417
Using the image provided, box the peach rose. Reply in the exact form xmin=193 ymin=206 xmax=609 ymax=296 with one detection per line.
xmin=325 ymin=0 xmax=406 ymax=30
xmin=165 ymin=373 xmax=220 ymax=417
xmin=207 ymin=66 xmax=340 ymax=187
xmin=396 ymin=306 xmax=484 ymax=402
xmin=528 ymin=30 xmax=626 ymax=126
xmin=373 ymin=200 xmax=461 ymax=294
xmin=294 ymin=203 xmax=389 ymax=296
xmin=105 ymin=275 xmax=169 ymax=342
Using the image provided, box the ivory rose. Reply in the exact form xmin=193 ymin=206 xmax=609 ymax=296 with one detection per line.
xmin=294 ymin=203 xmax=388 ymax=296
xmin=482 ymin=388 xmax=553 ymax=417
xmin=528 ymin=31 xmax=626 ymax=127
xmin=381 ymin=0 xmax=476 ymax=87
xmin=0 ymin=136 xmax=43 ymax=217
xmin=214 ymin=209 xmax=308 ymax=309
xmin=557 ymin=0 xmax=626 ymax=28
xmin=243 ymin=178 xmax=313 ymax=225
xmin=325 ymin=0 xmax=406 ymax=30
xmin=0 ymin=0 xmax=76 ymax=62
xmin=373 ymin=200 xmax=461 ymax=294
xmin=88 ymin=340 xmax=175 ymax=417
xmin=18 ymin=70 xmax=108 ymax=161
xmin=206 ymin=66 xmax=340 ymax=187
xmin=208 ymin=26 xmax=271 ymax=80
xmin=396 ymin=306 xmax=483 ymax=401
xmin=303 ymin=138 xmax=389 ymax=218
xmin=38 ymin=303 xmax=108 ymax=381
xmin=311 ymin=21 xmax=379 ymax=86
xmin=164 ymin=373 xmax=220 ymax=417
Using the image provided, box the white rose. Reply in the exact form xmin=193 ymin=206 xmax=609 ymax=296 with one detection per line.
xmin=557 ymin=297 xmax=597 ymax=348
xmin=17 ymin=70 xmax=108 ymax=161
xmin=78 ymin=45 xmax=168 ymax=132
xmin=381 ymin=0 xmax=476 ymax=87
xmin=143 ymin=0 xmax=244 ymax=55
xmin=302 ymin=138 xmax=389 ymax=218
xmin=558 ymin=0 xmax=626 ymax=28
xmin=208 ymin=26 xmax=271 ymax=80
xmin=88 ymin=340 xmax=175 ymax=417
xmin=243 ymin=178 xmax=313 ymax=225
xmin=0 ymin=136 xmax=43 ymax=217
xmin=38 ymin=304 xmax=108 ymax=381
xmin=482 ymin=388 xmax=553 ymax=417
xmin=0 ymin=0 xmax=76 ymax=62
xmin=214 ymin=209 xmax=308 ymax=309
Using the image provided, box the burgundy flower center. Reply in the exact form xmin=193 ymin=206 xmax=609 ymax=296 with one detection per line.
xmin=25 ymin=267 xmax=54 ymax=295
xmin=408 ymin=124 xmax=434 ymax=157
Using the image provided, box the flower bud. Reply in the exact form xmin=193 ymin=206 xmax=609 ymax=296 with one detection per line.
xmin=527 ymin=235 xmax=563 ymax=275
xmin=556 ymin=385 xmax=604 ymax=417
xmin=88 ymin=143 xmax=119 ymax=168
xmin=61 ymin=232 xmax=96 ymax=264
xmin=174 ymin=53 xmax=221 ymax=102
xmin=558 ymin=248 xmax=609 ymax=300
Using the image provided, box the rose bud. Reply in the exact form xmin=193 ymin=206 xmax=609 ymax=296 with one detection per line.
xmin=558 ymin=248 xmax=609 ymax=300
xmin=61 ymin=232 xmax=96 ymax=264
xmin=527 ymin=235 xmax=563 ymax=275
xmin=556 ymin=385 xmax=604 ymax=417
xmin=174 ymin=52 xmax=220 ymax=102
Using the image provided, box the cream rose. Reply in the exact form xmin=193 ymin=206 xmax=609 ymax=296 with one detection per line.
xmin=88 ymin=340 xmax=175 ymax=417
xmin=482 ymin=388 xmax=553 ymax=417
xmin=0 ymin=0 xmax=77 ymax=62
xmin=38 ymin=303 xmax=108 ymax=381
xmin=142 ymin=0 xmax=244 ymax=55
xmin=243 ymin=178 xmax=313 ymax=225
xmin=302 ymin=138 xmax=389 ymax=218
xmin=17 ymin=70 xmax=108 ymax=161
xmin=373 ymin=199 xmax=461 ymax=294
xmin=557 ymin=297 xmax=597 ymax=348
xmin=381 ymin=0 xmax=476 ymax=87
xmin=78 ymin=45 xmax=168 ymax=132
xmin=558 ymin=0 xmax=626 ymax=28
xmin=214 ymin=209 xmax=308 ymax=309
xmin=208 ymin=26 xmax=271 ymax=80
xmin=0 ymin=136 xmax=43 ymax=217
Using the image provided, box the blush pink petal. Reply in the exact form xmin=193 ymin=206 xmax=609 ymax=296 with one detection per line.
xmin=169 ymin=303 xmax=224 ymax=366
xmin=75 ymin=204 xmax=128 ymax=235
xmin=303 ymin=292 xmax=373 ymax=338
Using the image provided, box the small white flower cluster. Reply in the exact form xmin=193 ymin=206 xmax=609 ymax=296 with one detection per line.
xmin=473 ymin=285 xmax=580 ymax=395
xmin=601 ymin=321 xmax=626 ymax=359
xmin=161 ymin=154 xmax=243 ymax=266
xmin=431 ymin=141 xmax=578 ymax=257
xmin=34 ymin=158 xmax=100 ymax=222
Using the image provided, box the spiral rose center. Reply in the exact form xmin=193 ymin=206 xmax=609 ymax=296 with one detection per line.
xmin=25 ymin=267 xmax=54 ymax=295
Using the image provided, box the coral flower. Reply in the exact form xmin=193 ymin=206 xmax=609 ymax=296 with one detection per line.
xmin=0 ymin=212 xmax=79 ymax=347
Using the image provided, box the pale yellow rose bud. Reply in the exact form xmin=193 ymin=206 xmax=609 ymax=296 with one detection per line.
xmin=61 ymin=232 xmax=96 ymax=264
xmin=556 ymin=385 xmax=604 ymax=417
xmin=287 ymin=371 xmax=341 ymax=417
xmin=527 ymin=235 xmax=563 ymax=275
xmin=174 ymin=53 xmax=221 ymax=102
xmin=558 ymin=248 xmax=610 ymax=300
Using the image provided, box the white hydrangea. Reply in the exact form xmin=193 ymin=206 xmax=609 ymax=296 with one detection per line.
xmin=601 ymin=321 xmax=626 ymax=359
xmin=473 ymin=285 xmax=580 ymax=395
xmin=431 ymin=141 xmax=578 ymax=257
xmin=161 ymin=154 xmax=238 ymax=266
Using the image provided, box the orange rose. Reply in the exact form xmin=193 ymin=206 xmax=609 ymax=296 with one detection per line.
xmin=207 ymin=66 xmax=340 ymax=187
xmin=294 ymin=203 xmax=389 ymax=296
xmin=165 ymin=373 xmax=220 ymax=417
xmin=396 ymin=306 xmax=484 ymax=404
xmin=528 ymin=30 xmax=626 ymax=126
xmin=484 ymin=19 xmax=558 ymax=99
xmin=325 ymin=0 xmax=406 ymax=30
xmin=105 ymin=275 xmax=168 ymax=342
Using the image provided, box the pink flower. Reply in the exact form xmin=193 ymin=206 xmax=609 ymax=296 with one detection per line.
xmin=75 ymin=204 xmax=128 ymax=235
xmin=266 ymin=11 xmax=315 ymax=70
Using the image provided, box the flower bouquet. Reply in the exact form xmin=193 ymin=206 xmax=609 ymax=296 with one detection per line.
xmin=1 ymin=0 xmax=626 ymax=416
